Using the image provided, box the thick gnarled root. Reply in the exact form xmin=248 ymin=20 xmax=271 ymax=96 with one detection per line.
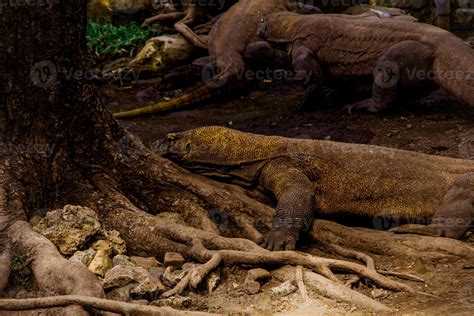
xmin=272 ymin=265 xmax=393 ymax=312
xmin=311 ymin=220 xmax=474 ymax=259
xmin=0 ymin=295 xmax=216 ymax=315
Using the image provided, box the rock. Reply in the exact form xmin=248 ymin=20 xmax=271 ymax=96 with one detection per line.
xmin=105 ymin=283 xmax=137 ymax=302
xmin=370 ymin=288 xmax=390 ymax=299
xmin=162 ymin=266 xmax=187 ymax=287
xmin=87 ymin=0 xmax=113 ymax=22
xmin=241 ymin=280 xmax=260 ymax=295
xmin=88 ymin=249 xmax=113 ymax=277
xmin=102 ymin=265 xmax=148 ymax=289
xmin=148 ymin=266 xmax=166 ymax=280
xmin=99 ymin=229 xmax=127 ymax=255
xmin=35 ymin=205 xmax=100 ymax=255
xmin=206 ymin=269 xmax=220 ymax=293
xmin=112 ymin=254 xmax=136 ymax=267
xmin=271 ymin=281 xmax=297 ymax=297
xmin=70 ymin=248 xmax=97 ymax=266
xmin=29 ymin=215 xmax=42 ymax=227
xmin=130 ymin=277 xmax=166 ymax=301
xmin=92 ymin=240 xmax=113 ymax=256
xmin=151 ymin=295 xmax=193 ymax=309
xmin=164 ymin=252 xmax=185 ymax=269
xmin=130 ymin=256 xmax=160 ymax=270
xmin=129 ymin=35 xmax=194 ymax=73
xmin=245 ymin=268 xmax=272 ymax=284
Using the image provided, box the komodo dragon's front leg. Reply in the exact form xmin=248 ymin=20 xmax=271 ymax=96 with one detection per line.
xmin=391 ymin=172 xmax=474 ymax=238
xmin=346 ymin=40 xmax=437 ymax=113
xmin=258 ymin=158 xmax=316 ymax=251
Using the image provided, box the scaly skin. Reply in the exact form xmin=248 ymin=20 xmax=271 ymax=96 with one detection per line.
xmin=155 ymin=126 xmax=474 ymax=251
xmin=257 ymin=12 xmax=474 ymax=112
xmin=113 ymin=1 xmax=320 ymax=118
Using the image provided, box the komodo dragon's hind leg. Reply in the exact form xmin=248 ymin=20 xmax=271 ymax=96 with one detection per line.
xmin=346 ymin=40 xmax=436 ymax=114
xmin=391 ymin=172 xmax=474 ymax=239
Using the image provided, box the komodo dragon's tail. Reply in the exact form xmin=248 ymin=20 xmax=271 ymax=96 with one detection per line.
xmin=433 ymin=38 xmax=474 ymax=107
xmin=112 ymin=66 xmax=243 ymax=118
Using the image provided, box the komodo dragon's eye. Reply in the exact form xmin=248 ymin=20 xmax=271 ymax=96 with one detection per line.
xmin=185 ymin=142 xmax=192 ymax=153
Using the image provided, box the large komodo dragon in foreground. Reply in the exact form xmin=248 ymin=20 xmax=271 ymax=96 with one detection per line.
xmin=155 ymin=126 xmax=474 ymax=251
xmin=113 ymin=0 xmax=320 ymax=118
xmin=256 ymin=12 xmax=474 ymax=112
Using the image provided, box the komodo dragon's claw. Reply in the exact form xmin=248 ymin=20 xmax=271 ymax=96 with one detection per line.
xmin=259 ymin=228 xmax=298 ymax=251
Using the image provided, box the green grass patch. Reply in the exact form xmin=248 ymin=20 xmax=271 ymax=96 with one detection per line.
xmin=86 ymin=20 xmax=161 ymax=64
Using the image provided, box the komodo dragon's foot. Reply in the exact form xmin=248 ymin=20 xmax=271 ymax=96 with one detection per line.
xmin=258 ymin=228 xmax=298 ymax=251
xmin=345 ymin=98 xmax=386 ymax=114
xmin=390 ymin=224 xmax=445 ymax=237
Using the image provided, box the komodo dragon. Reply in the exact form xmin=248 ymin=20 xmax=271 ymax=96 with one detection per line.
xmin=256 ymin=12 xmax=474 ymax=113
xmin=155 ymin=126 xmax=474 ymax=251
xmin=113 ymin=0 xmax=321 ymax=118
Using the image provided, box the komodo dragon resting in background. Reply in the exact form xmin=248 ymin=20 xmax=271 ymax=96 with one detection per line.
xmin=256 ymin=12 xmax=474 ymax=113
xmin=155 ymin=126 xmax=474 ymax=251
xmin=113 ymin=0 xmax=321 ymax=118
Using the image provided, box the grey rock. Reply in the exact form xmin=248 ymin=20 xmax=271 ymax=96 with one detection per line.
xmin=162 ymin=266 xmax=187 ymax=287
xmin=151 ymin=295 xmax=193 ymax=309
xmin=246 ymin=268 xmax=272 ymax=284
xmin=69 ymin=248 xmax=97 ymax=266
xmin=241 ymin=280 xmax=260 ymax=295
xmin=271 ymin=280 xmax=297 ymax=297
xmin=35 ymin=205 xmax=100 ymax=255
xmin=164 ymin=252 xmax=185 ymax=269
xmin=112 ymin=254 xmax=136 ymax=267
xmin=102 ymin=265 xmax=148 ymax=289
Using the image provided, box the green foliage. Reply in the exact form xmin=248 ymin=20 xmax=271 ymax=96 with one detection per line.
xmin=86 ymin=20 xmax=160 ymax=64
xmin=10 ymin=255 xmax=26 ymax=270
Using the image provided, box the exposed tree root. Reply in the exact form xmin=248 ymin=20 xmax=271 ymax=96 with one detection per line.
xmin=312 ymin=220 xmax=474 ymax=259
xmin=272 ymin=266 xmax=394 ymax=312
xmin=7 ymin=221 xmax=105 ymax=298
xmin=296 ymin=265 xmax=310 ymax=303
xmin=0 ymin=240 xmax=11 ymax=291
xmin=0 ymin=295 xmax=216 ymax=315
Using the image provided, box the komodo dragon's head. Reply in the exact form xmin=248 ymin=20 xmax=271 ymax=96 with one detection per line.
xmin=154 ymin=126 xmax=288 ymax=166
